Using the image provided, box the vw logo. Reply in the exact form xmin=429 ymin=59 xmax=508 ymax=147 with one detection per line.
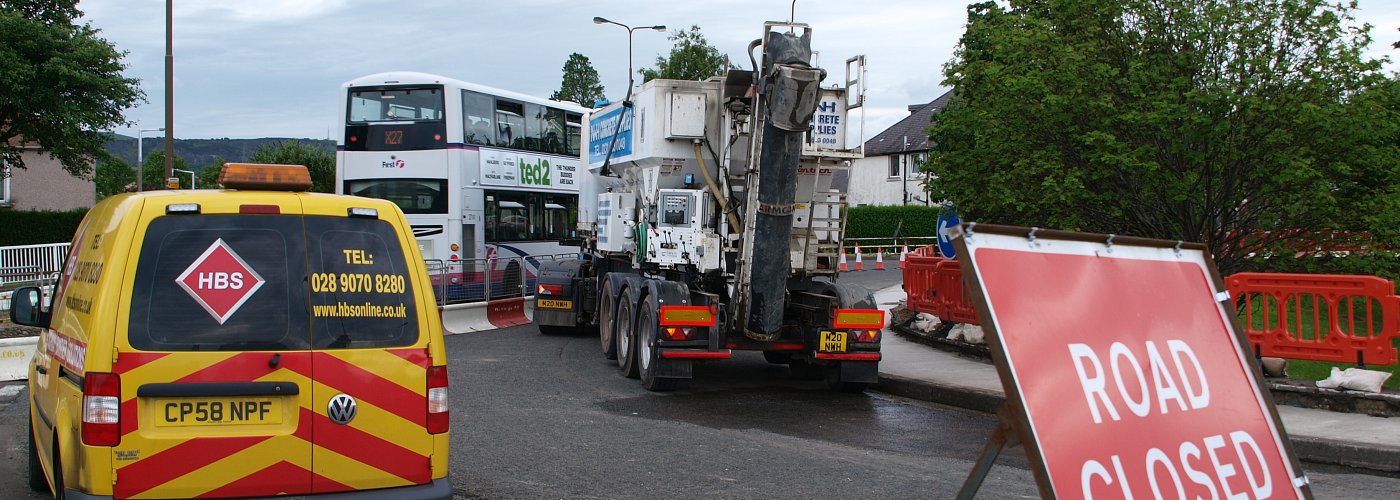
xmin=327 ymin=393 xmax=358 ymax=425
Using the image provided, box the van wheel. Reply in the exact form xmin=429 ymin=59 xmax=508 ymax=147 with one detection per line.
xmin=51 ymin=442 xmax=65 ymax=500
xmin=615 ymin=292 xmax=640 ymax=379
xmin=598 ymin=281 xmax=618 ymax=360
xmin=27 ymin=422 xmax=47 ymax=493
xmin=637 ymin=297 xmax=678 ymax=392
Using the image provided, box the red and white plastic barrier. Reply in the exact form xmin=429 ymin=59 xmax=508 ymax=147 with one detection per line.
xmin=440 ymin=296 xmax=535 ymax=335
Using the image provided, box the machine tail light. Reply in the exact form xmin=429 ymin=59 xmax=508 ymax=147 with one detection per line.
xmin=427 ymin=366 xmax=449 ymax=434
xmin=218 ymin=163 xmax=313 ymax=191
xmin=538 ymin=284 xmax=563 ymax=295
xmin=663 ymin=327 xmax=696 ymax=341
xmin=659 ymin=306 xmax=714 ymax=327
xmin=82 ymin=373 xmax=121 ymax=446
xmin=834 ymin=309 xmax=885 ymax=329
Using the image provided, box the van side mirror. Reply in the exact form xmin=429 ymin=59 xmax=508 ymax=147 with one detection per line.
xmin=8 ymin=286 xmax=50 ymax=328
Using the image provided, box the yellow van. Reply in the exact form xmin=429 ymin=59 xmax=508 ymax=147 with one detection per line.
xmin=8 ymin=164 xmax=451 ymax=499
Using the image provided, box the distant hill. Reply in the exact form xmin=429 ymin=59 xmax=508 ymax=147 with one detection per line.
xmin=104 ymin=135 xmax=336 ymax=171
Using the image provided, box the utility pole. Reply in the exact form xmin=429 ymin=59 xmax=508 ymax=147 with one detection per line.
xmin=163 ymin=0 xmax=174 ymax=186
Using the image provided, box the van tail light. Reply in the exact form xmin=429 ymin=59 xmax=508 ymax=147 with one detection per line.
xmin=427 ymin=366 xmax=449 ymax=434
xmin=537 ymin=284 xmax=563 ymax=295
xmin=82 ymin=373 xmax=121 ymax=446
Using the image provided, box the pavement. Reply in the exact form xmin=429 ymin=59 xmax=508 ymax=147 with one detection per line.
xmin=868 ymin=284 xmax=1400 ymax=474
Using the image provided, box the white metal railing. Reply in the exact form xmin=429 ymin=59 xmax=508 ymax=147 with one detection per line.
xmin=1 ymin=242 xmax=69 ymax=290
xmin=425 ymin=253 xmax=577 ymax=305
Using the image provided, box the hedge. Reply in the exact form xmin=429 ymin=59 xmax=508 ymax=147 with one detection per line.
xmin=843 ymin=205 xmax=944 ymax=249
xmin=0 ymin=208 xmax=88 ymax=247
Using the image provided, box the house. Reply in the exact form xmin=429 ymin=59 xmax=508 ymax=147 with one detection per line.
xmin=1 ymin=143 xmax=96 ymax=211
xmin=848 ymin=90 xmax=952 ymax=206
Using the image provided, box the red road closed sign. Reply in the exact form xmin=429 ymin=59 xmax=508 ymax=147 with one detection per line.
xmin=958 ymin=226 xmax=1307 ymax=499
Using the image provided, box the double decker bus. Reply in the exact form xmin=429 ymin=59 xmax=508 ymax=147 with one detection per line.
xmin=336 ymin=72 xmax=586 ymax=302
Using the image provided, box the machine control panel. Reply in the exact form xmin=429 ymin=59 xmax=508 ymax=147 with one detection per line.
xmin=662 ymin=193 xmax=691 ymax=225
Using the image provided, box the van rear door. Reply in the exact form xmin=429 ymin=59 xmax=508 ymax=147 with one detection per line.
xmin=114 ymin=209 xmax=316 ymax=498
xmin=302 ymin=207 xmax=436 ymax=492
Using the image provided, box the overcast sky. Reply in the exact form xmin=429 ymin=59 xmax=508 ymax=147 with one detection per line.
xmin=81 ymin=0 xmax=1400 ymax=144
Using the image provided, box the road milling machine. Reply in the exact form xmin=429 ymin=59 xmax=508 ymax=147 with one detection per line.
xmin=535 ymin=21 xmax=883 ymax=392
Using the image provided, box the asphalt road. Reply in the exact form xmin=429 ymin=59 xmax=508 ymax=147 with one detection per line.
xmin=447 ymin=324 xmax=1038 ymax=498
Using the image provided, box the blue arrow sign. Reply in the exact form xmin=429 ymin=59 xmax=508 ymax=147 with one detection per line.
xmin=936 ymin=207 xmax=960 ymax=258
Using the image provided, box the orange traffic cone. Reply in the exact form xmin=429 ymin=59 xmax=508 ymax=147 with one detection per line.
xmin=899 ymin=244 xmax=909 ymax=269
xmin=854 ymin=244 xmax=864 ymax=271
xmin=874 ymin=246 xmax=886 ymax=270
xmin=838 ymin=247 xmax=849 ymax=272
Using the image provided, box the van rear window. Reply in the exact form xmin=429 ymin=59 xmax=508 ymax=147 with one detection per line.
xmin=306 ymin=216 xmax=418 ymax=348
xmin=129 ymin=216 xmax=310 ymax=351
xmin=128 ymin=215 xmax=420 ymax=351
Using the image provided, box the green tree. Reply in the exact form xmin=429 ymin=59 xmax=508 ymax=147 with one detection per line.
xmin=0 ymin=0 xmax=143 ymax=177
xmin=640 ymin=25 xmax=727 ymax=82
xmin=551 ymin=53 xmax=606 ymax=106
xmin=93 ymin=155 xmax=134 ymax=199
xmin=249 ymin=141 xmax=335 ymax=193
xmin=197 ymin=157 xmax=225 ymax=189
xmin=140 ymin=150 xmax=191 ymax=189
xmin=925 ymin=0 xmax=1396 ymax=274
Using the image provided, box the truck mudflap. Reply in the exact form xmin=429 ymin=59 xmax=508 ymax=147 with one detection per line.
xmin=831 ymin=360 xmax=879 ymax=384
xmin=534 ymin=259 xmax=582 ymax=329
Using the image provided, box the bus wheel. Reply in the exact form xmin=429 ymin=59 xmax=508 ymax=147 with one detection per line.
xmin=598 ymin=279 xmax=618 ymax=360
xmin=615 ymin=291 xmax=640 ymax=379
xmin=637 ymin=296 xmax=678 ymax=392
xmin=503 ymin=261 xmax=523 ymax=298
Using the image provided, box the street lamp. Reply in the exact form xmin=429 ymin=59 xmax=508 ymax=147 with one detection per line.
xmin=173 ymin=168 xmax=195 ymax=190
xmin=592 ymin=17 xmax=666 ymax=98
xmin=137 ymin=127 xmax=165 ymax=192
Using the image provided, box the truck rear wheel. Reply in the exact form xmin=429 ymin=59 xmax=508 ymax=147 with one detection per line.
xmin=637 ymin=297 xmax=679 ymax=392
xmin=615 ymin=290 xmax=640 ymax=379
xmin=598 ymin=280 xmax=618 ymax=360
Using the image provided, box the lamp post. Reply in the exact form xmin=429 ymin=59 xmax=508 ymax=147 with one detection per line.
xmin=137 ymin=127 xmax=165 ymax=192
xmin=173 ymin=168 xmax=195 ymax=190
xmin=592 ymin=17 xmax=666 ymax=98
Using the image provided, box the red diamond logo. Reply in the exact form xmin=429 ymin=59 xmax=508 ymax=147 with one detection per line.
xmin=175 ymin=239 xmax=266 ymax=324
